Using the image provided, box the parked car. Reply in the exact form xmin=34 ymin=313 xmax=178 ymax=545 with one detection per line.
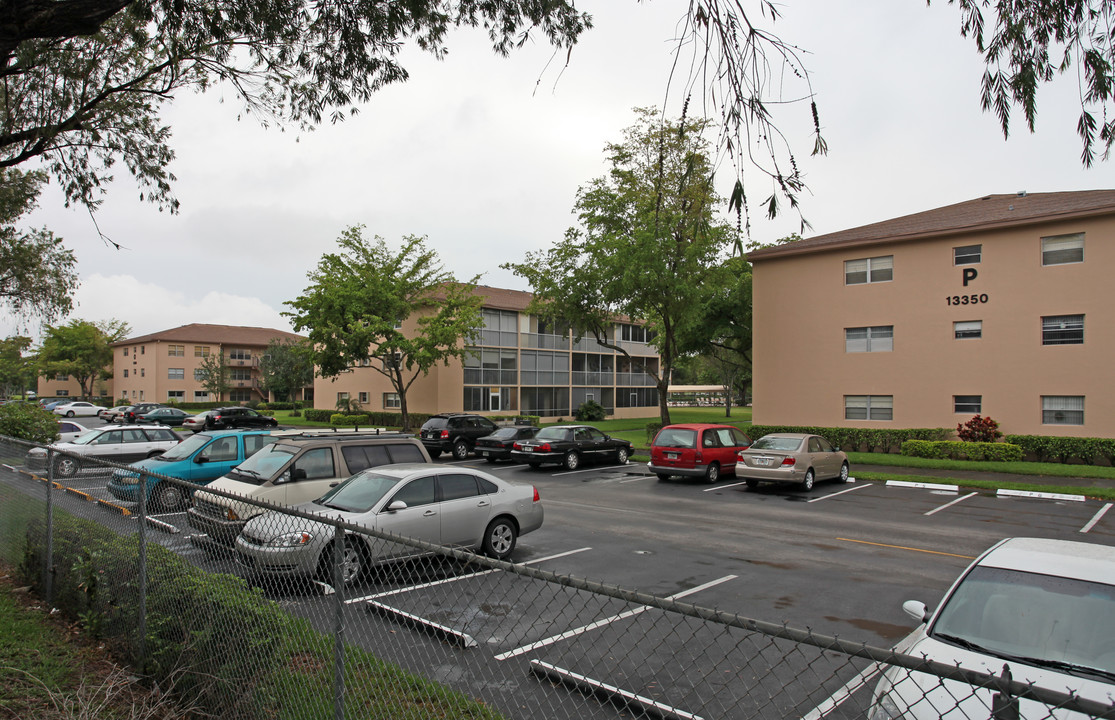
xmin=474 ymin=425 xmax=539 ymax=462
xmin=419 ymin=413 xmax=499 ymax=459
xmin=107 ymin=429 xmax=277 ymax=512
xmin=204 ymin=406 xmax=279 ymax=430
xmin=56 ymin=420 xmax=90 ymax=444
xmin=24 ymin=425 xmax=182 ymax=478
xmin=736 ymin=433 xmax=849 ymax=491
xmin=236 ymin=464 xmax=543 ymax=585
xmin=509 ymin=424 xmax=632 ymax=470
xmin=52 ymin=401 xmax=107 ymax=418
xmin=648 ymin=423 xmax=752 ymax=483
xmin=182 ymin=410 xmax=216 ymax=433
xmin=187 ymin=429 xmax=432 ymax=548
xmin=869 ymin=537 xmax=1115 ymax=720
xmin=100 ymin=405 xmax=130 ymax=423
xmin=135 ymin=407 xmax=191 ymax=426
xmin=41 ymin=400 xmax=66 ymax=413
xmin=119 ymin=403 xmax=163 ymax=423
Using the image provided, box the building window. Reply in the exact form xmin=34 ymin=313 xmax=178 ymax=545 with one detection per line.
xmin=167 ymin=390 xmax=185 ymax=400
xmin=230 ymin=369 xmax=251 ymax=381
xmin=619 ymin=323 xmax=656 ymax=344
xmin=229 ymin=389 xmax=251 ymax=402
xmin=844 ymin=256 xmax=893 ymax=285
xmin=954 ymin=395 xmax=982 ymax=414
xmin=57 ymin=390 xmax=69 ymax=396
xmin=229 ymin=348 xmax=251 ymax=361
xmin=194 ymin=391 xmax=208 ymax=401
xmin=168 ymin=368 xmax=185 ymax=380
xmin=953 ymin=245 xmax=981 ymax=265
xmin=141 ymin=368 xmax=145 ymax=377
xmin=1042 ymin=396 xmax=1084 ymax=425
xmin=954 ymin=321 xmax=982 ymax=339
xmin=55 ymin=373 xmax=68 ymax=381
xmin=140 ymin=346 xmax=144 ymax=355
xmin=383 ymin=393 xmax=400 ymax=409
xmin=1041 ymin=233 xmax=1084 ymax=265
xmin=844 ymin=395 xmax=893 ymax=421
xmin=337 ymin=392 xmax=349 ymax=404
xmin=123 ymin=369 xmax=129 ymax=378
xmin=194 ymin=346 xmax=210 ymax=357
xmin=168 ymin=344 xmax=185 ymax=357
xmin=480 ymin=308 xmax=519 ymax=346
xmin=1041 ymin=315 xmax=1084 ymax=345
xmin=358 ymin=392 xmax=369 ymax=404
xmin=194 ymin=368 xmax=205 ymax=380
xmin=845 ymin=326 xmax=893 ymax=353
xmin=123 ymin=348 xmax=129 ymax=357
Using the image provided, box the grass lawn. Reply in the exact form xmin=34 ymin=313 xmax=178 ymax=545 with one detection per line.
xmin=848 ymin=452 xmax=1115 ymax=480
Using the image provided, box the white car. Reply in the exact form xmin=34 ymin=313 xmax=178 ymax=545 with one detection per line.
xmin=25 ymin=425 xmax=181 ymax=478
xmin=56 ymin=420 xmax=89 ymax=443
xmin=869 ymin=537 xmax=1115 ymax=719
xmin=52 ymin=401 xmax=107 ymax=418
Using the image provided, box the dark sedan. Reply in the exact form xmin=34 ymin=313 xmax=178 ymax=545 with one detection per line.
xmin=204 ymin=406 xmax=279 ymax=430
xmin=136 ymin=407 xmax=191 ymax=426
xmin=509 ymin=424 xmax=632 ymax=471
xmin=474 ymin=425 xmax=539 ymax=462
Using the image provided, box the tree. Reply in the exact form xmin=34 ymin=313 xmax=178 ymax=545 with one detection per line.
xmin=0 ymin=336 xmax=35 ymax=398
xmin=37 ymin=319 xmax=129 ymax=399
xmin=257 ymin=338 xmax=314 ymax=403
xmin=0 ymin=402 xmax=60 ymax=443
xmin=285 ymin=227 xmax=485 ymax=432
xmin=196 ymin=351 xmax=230 ymax=402
xmin=0 ymin=169 xmax=79 ymax=323
xmin=503 ymin=108 xmax=739 ymax=425
xmin=0 ymin=1 xmax=590 ymax=216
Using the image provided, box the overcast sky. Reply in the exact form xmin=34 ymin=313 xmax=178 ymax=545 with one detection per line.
xmin=12 ymin=0 xmax=1112 ymax=342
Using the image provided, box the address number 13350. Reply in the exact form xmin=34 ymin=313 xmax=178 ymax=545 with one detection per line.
xmin=947 ymin=294 xmax=989 ymax=306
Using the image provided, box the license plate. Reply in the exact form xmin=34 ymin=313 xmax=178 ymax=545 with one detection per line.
xmin=522 ymin=447 xmax=533 ymax=452
xmin=755 ymin=458 xmax=772 ymax=466
xmin=479 ymin=451 xmax=488 ymax=456
xmin=665 ymin=452 xmax=679 ymax=460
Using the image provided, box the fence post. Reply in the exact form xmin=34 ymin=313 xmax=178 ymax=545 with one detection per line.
xmin=44 ymin=448 xmax=55 ymax=605
xmin=991 ymin=663 xmax=1019 ymax=720
xmin=137 ymin=469 xmax=148 ymax=669
xmin=333 ymin=525 xmax=346 ymax=720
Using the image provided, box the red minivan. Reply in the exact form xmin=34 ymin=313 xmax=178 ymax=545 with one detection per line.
xmin=648 ymin=423 xmax=752 ymax=483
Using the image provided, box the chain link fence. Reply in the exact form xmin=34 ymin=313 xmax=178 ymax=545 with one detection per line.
xmin=1 ymin=433 xmax=1113 ymax=720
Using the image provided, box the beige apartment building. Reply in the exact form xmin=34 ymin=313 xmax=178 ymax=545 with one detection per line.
xmin=317 ymin=286 xmax=662 ymax=419
xmin=112 ymin=324 xmax=308 ymax=405
xmin=749 ymin=190 xmax=1115 ymax=438
xmin=37 ymin=374 xmax=114 ymax=401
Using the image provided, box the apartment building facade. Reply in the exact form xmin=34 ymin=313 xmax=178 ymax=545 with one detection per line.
xmin=37 ymin=374 xmax=114 ymax=401
xmin=749 ymin=190 xmax=1115 ymax=437
xmin=112 ymin=324 xmax=308 ymax=405
xmin=316 ymin=286 xmax=662 ymax=419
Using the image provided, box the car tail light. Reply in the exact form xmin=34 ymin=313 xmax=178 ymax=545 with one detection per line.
xmin=533 ymin=487 xmax=540 ymax=502
xmin=537 ymin=443 xmax=552 ymax=452
xmin=780 ymin=457 xmax=796 ymax=467
xmin=439 ymin=429 xmax=449 ymax=439
xmin=513 ymin=442 xmax=522 ymax=450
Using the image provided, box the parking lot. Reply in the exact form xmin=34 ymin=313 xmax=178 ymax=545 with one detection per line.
xmin=8 ymin=433 xmax=1114 ymax=719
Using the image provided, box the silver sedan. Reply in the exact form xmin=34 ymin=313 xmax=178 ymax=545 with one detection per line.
xmin=235 ymin=463 xmax=544 ymax=586
xmin=735 ymin=433 xmax=849 ymax=491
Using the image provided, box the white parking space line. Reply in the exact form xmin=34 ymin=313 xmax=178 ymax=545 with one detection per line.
xmin=494 ymin=575 xmax=736 ymax=661
xmin=703 ymin=481 xmax=748 ymax=492
xmin=806 ymin=485 xmax=869 ymax=503
xmin=924 ymin=491 xmax=978 ymax=516
xmin=551 ymin=464 xmax=629 ymax=477
xmin=346 ymin=547 xmax=593 ymax=604
xmin=1081 ymin=503 xmax=1113 ymax=534
xmin=799 ymin=661 xmax=882 ymax=720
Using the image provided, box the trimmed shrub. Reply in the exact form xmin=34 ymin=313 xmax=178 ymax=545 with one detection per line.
xmin=330 ymin=413 xmax=372 ymax=427
xmin=902 ymin=439 xmax=1023 ymax=462
xmin=574 ymin=400 xmax=606 ymax=422
xmin=645 ymin=422 xmax=663 ymax=443
xmin=747 ymin=425 xmax=950 ymax=453
xmin=0 ymin=402 xmax=60 ymax=443
xmin=303 ymin=408 xmax=335 ymax=422
xmin=1005 ymin=435 xmax=1115 ymax=465
xmin=956 ymin=415 xmax=1003 ymax=443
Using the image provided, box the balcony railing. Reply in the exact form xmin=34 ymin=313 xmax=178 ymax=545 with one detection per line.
xmin=571 ymin=371 xmax=614 ymax=386
xmin=520 ymin=333 xmax=569 ymax=350
xmin=615 ymin=372 xmax=657 ymax=387
xmin=463 ymin=369 xmax=518 ymax=385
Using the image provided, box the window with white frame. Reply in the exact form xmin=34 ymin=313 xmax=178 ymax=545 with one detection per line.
xmin=844 ymin=256 xmax=893 ymax=285
xmin=168 ymin=344 xmax=185 ymax=356
xmin=845 ymin=326 xmax=893 ymax=352
xmin=229 ymin=389 xmax=251 ymax=402
xmin=194 ymin=345 xmax=210 ymax=357
xmin=953 ymin=245 xmax=982 ymax=265
xmin=168 ymin=368 xmax=185 ymax=380
xmin=1042 ymin=396 xmax=1083 ymax=425
xmin=1041 ymin=233 xmax=1084 ymax=265
xmin=383 ymin=393 xmax=400 ymax=409
xmin=167 ymin=390 xmax=185 ymax=400
xmin=193 ymin=391 xmax=209 ymax=401
xmin=58 ymin=390 xmax=69 ymax=396
xmin=358 ymin=392 xmax=369 ymax=404
xmin=954 ymin=321 xmax=982 ymax=339
xmin=1041 ymin=315 xmax=1084 ymax=345
xmin=844 ymin=395 xmax=893 ymax=420
xmin=954 ymin=395 xmax=982 ymax=414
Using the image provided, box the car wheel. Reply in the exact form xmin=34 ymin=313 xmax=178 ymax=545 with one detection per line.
xmin=268 ymin=419 xmax=278 ymax=427
xmin=484 ymin=456 xmax=497 ymax=463
xmin=745 ymin=479 xmax=759 ymax=489
xmin=704 ymin=462 xmax=721 ymax=483
xmin=66 ymin=410 xmax=75 ymax=418
xmin=839 ymin=462 xmax=850 ymax=483
xmin=562 ymin=451 xmax=580 ymax=471
xmin=528 ymin=462 xmax=541 ymax=469
xmin=146 ymin=450 xmax=164 ymax=459
xmin=482 ymin=517 xmax=518 ymax=560
xmin=54 ymin=456 xmax=78 ymax=478
xmin=615 ymin=447 xmax=629 ymax=464
xmin=154 ymin=483 xmax=186 ymax=513
xmin=801 ymin=468 xmax=815 ymax=491
xmin=428 ymin=449 xmax=442 ymax=458
xmin=452 ymin=440 xmax=469 ymax=460
xmin=319 ymin=539 xmax=367 ymax=587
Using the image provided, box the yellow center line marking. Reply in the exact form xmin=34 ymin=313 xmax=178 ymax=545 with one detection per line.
xmin=837 ymin=537 xmax=976 ymax=559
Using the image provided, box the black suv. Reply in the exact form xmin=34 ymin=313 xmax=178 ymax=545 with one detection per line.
xmin=205 ymin=407 xmax=279 ymax=430
xmin=419 ymin=413 xmax=498 ymax=459
xmin=119 ymin=403 xmax=164 ymax=423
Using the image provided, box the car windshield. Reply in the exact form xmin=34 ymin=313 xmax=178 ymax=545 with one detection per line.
xmin=750 ymin=436 xmax=803 ymax=452
xmin=422 ymin=418 xmax=448 ymax=430
xmin=654 ymin=428 xmax=697 ymax=449
xmin=156 ymin=433 xmax=211 ymax=461
xmin=227 ymin=443 xmax=296 ymax=485
xmin=69 ymin=430 xmax=103 ymax=446
xmin=931 ymin=565 xmax=1115 ymax=674
xmin=315 ymin=471 xmax=402 ymax=513
xmin=534 ymin=427 xmax=572 ymax=441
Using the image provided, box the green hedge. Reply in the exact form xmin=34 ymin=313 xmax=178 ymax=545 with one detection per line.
xmin=902 ymin=439 xmax=1024 ymax=462
xmin=330 ymin=413 xmax=373 ymax=427
xmin=746 ymin=425 xmax=951 ymax=453
xmin=1004 ymin=435 xmax=1115 ymax=465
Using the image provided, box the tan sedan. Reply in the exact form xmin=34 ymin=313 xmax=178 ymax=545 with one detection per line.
xmin=736 ymin=433 xmax=849 ymax=491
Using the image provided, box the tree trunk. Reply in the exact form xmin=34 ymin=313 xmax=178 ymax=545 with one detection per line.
xmin=657 ymin=377 xmax=671 ymax=425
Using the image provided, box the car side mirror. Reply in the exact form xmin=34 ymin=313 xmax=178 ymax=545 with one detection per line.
xmin=902 ymin=600 xmax=928 ymax=623
xmin=387 ymin=500 xmax=408 ymax=512
xmin=290 ymin=468 xmax=307 ymax=481
xmin=195 ymin=456 xmax=208 ymax=464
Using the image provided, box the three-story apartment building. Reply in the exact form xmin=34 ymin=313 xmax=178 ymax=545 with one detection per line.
xmin=749 ymin=190 xmax=1115 ymax=437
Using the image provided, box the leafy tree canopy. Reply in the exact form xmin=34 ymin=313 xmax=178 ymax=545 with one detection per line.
xmin=37 ymin=319 xmax=129 ymax=399
xmin=196 ymin=350 xmax=229 ymax=401
xmin=285 ymin=226 xmax=485 ymax=430
xmin=258 ymin=338 xmax=314 ymax=403
xmin=0 ymin=335 xmax=36 ymax=398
